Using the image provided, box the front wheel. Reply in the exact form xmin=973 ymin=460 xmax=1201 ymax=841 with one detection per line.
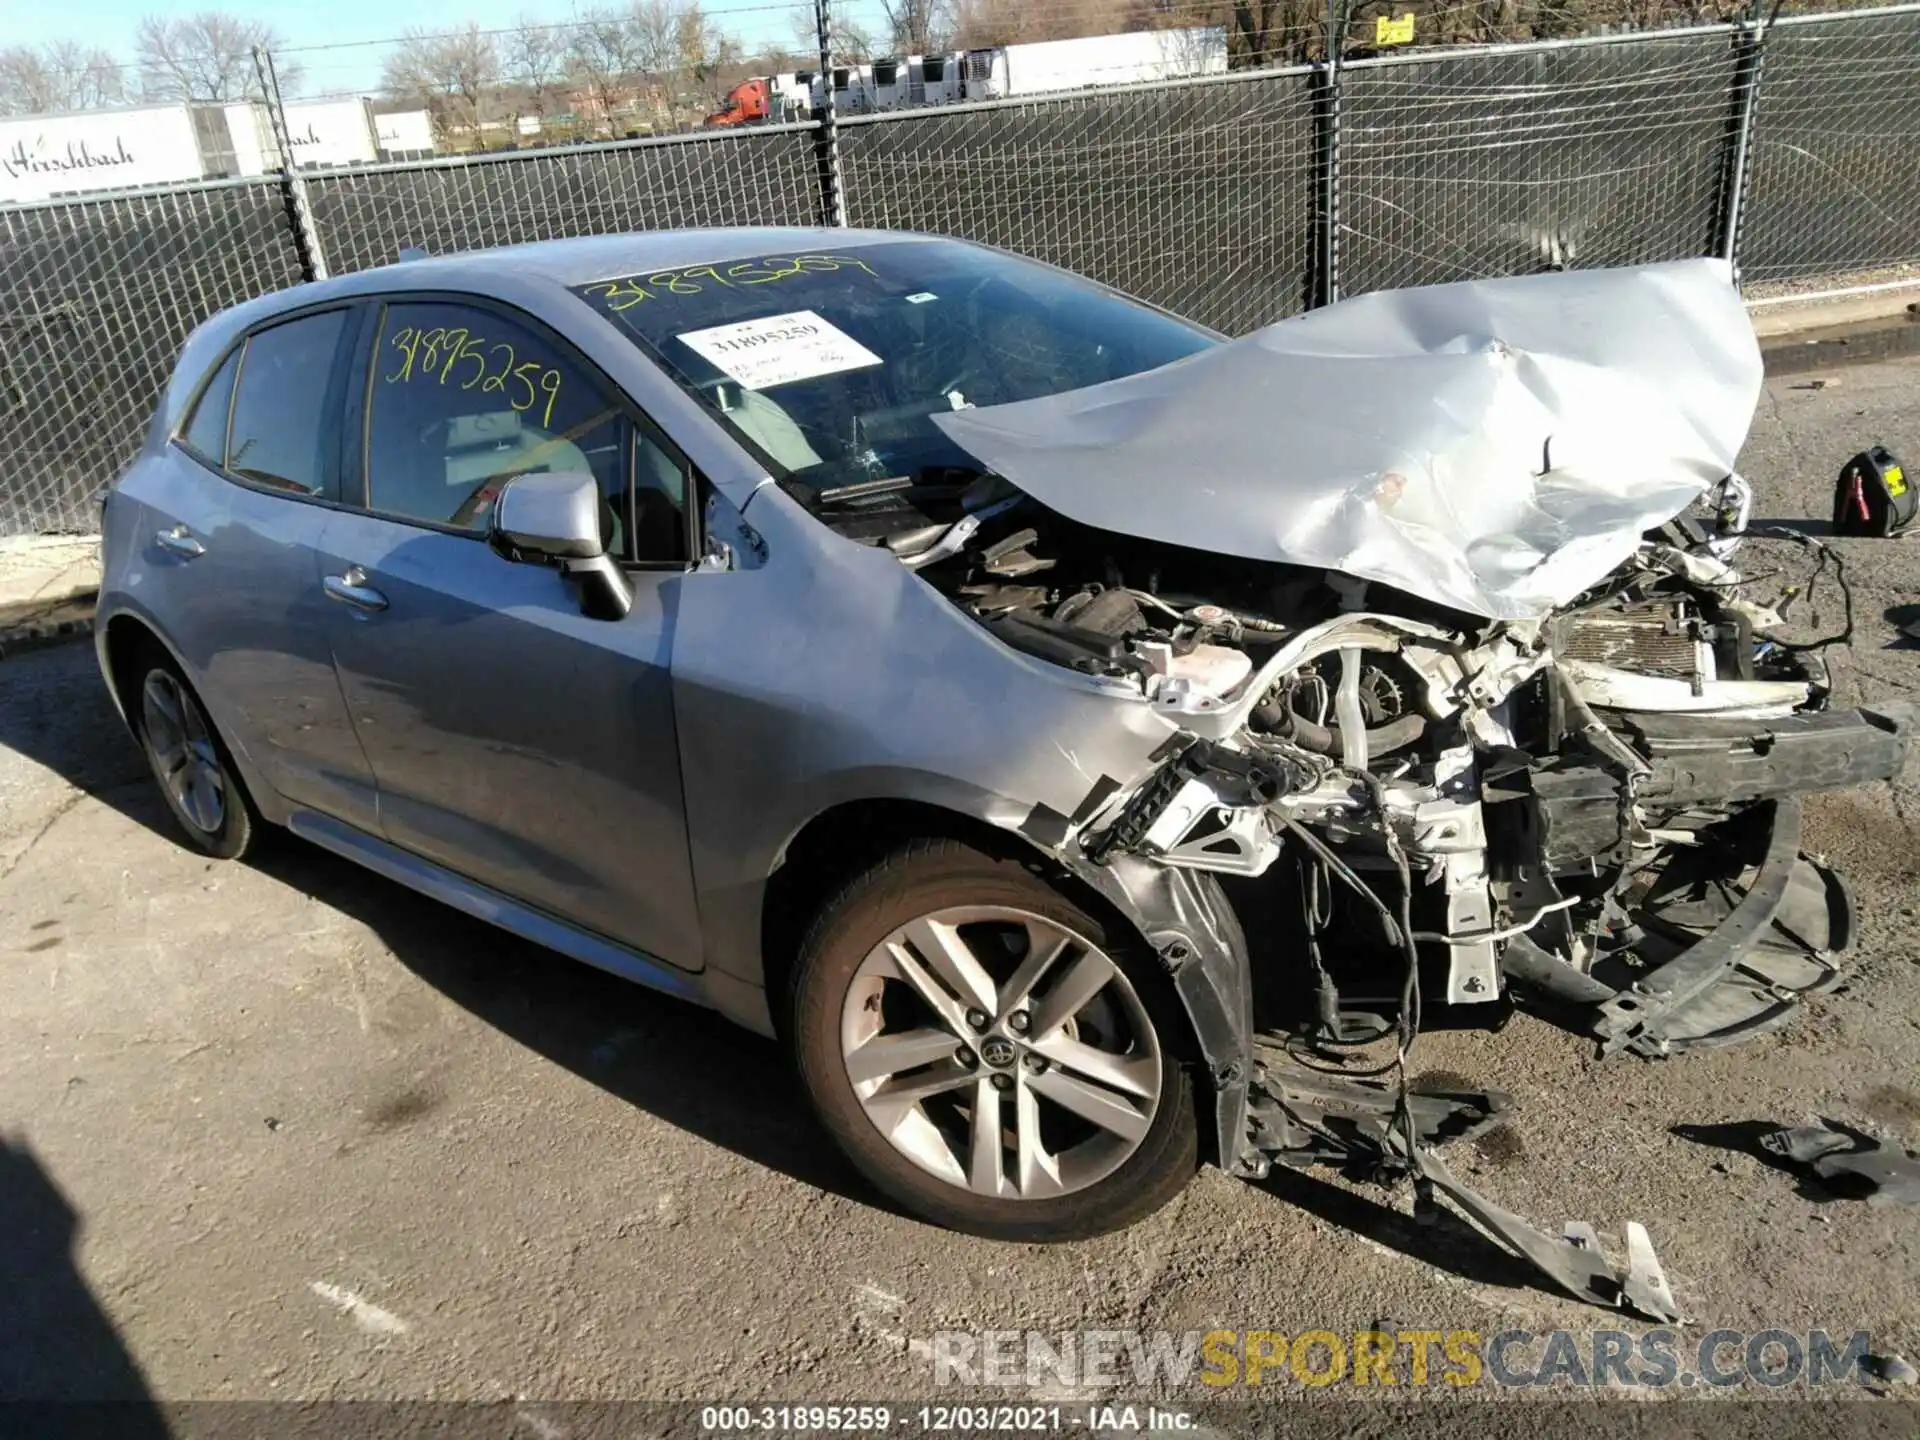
xmin=792 ymin=840 xmax=1199 ymax=1242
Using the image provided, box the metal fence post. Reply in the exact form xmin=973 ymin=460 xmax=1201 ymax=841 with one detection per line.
xmin=252 ymin=45 xmax=330 ymax=281
xmin=1715 ymin=0 xmax=1774 ymax=282
xmin=1312 ymin=0 xmax=1352 ymax=307
xmin=814 ymin=0 xmax=847 ymax=227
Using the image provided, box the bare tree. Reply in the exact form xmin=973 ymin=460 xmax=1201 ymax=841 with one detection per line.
xmin=878 ymin=0 xmax=952 ymax=52
xmin=950 ymin=0 xmax=1144 ymax=46
xmin=0 ymin=41 xmax=125 ymax=115
xmin=1177 ymin=0 xmax=1324 ymax=65
xmin=621 ymin=1 xmax=738 ymax=124
xmin=792 ymin=8 xmax=879 ymax=61
xmin=381 ymin=24 xmax=501 ymax=142
xmin=134 ymin=11 xmax=301 ymax=102
xmin=566 ymin=5 xmax=639 ymax=133
xmin=630 ymin=0 xmax=678 ymax=74
xmin=503 ymin=16 xmax=568 ymax=127
xmin=674 ymin=3 xmax=740 ymax=83
xmin=948 ymin=0 xmax=1030 ymax=46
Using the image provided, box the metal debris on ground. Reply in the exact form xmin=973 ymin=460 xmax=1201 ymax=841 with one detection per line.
xmin=1861 ymin=1353 xmax=1919 ymax=1390
xmin=1761 ymin=1122 xmax=1920 ymax=1205
xmin=1411 ymin=1148 xmax=1685 ymax=1323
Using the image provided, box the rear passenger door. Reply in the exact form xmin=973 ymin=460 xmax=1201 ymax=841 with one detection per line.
xmin=140 ymin=305 xmax=380 ymax=832
xmin=316 ymin=295 xmax=706 ymax=971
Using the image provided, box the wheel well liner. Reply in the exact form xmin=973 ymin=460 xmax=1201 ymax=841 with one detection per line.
xmin=761 ymin=799 xmax=1059 ymax=1037
xmin=101 ymin=613 xmax=166 ymax=725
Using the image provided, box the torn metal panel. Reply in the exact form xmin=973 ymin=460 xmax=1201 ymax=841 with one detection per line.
xmin=935 ymin=259 xmax=1761 ymax=620
xmin=1244 ymin=1052 xmax=1683 ymax=1323
xmin=1413 ymin=1149 xmax=1686 ymax=1323
xmin=1245 ymin=1056 xmax=1510 ymax=1166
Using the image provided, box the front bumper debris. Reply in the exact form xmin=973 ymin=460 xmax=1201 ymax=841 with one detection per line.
xmin=1502 ymin=797 xmax=1857 ymax=1058
xmin=1762 ymin=1123 xmax=1920 ymax=1207
xmin=1242 ymin=1049 xmax=1684 ymax=1322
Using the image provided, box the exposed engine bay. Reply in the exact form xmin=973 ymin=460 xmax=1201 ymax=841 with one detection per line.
xmin=813 ymin=468 xmax=1907 ymax=1059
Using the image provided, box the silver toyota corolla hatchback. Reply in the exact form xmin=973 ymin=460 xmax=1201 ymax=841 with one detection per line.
xmin=100 ymin=229 xmax=1908 ymax=1293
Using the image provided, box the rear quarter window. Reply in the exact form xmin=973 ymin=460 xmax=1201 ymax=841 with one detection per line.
xmin=226 ymin=310 xmax=350 ymax=497
xmin=178 ymin=349 xmax=240 ymax=466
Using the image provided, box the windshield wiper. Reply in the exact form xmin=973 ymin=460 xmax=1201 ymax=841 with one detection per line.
xmin=813 ymin=467 xmax=992 ymax=510
xmin=815 ymin=474 xmax=917 ymax=507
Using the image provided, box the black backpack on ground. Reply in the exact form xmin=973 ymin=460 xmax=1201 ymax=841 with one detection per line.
xmin=1832 ymin=446 xmax=1916 ymax=538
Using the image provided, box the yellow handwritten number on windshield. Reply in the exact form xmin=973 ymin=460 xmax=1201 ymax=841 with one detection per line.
xmin=589 ymin=253 xmax=879 ymax=312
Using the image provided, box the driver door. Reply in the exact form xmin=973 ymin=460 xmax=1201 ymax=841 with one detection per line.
xmin=317 ymin=295 xmax=704 ymax=971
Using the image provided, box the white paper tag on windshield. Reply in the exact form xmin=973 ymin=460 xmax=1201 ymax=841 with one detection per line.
xmin=676 ymin=310 xmax=882 ymax=390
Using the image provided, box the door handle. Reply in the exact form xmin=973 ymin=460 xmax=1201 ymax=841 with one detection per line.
xmin=155 ymin=525 xmax=205 ymax=559
xmin=323 ymin=566 xmax=389 ymax=613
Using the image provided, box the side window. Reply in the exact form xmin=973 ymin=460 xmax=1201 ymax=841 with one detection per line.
xmin=227 ymin=311 xmax=349 ymax=497
xmin=365 ymin=302 xmax=656 ymax=551
xmin=179 ymin=348 xmax=240 ymax=466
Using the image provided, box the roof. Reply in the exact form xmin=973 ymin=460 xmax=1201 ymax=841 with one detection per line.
xmin=175 ymin=225 xmax=948 ymax=392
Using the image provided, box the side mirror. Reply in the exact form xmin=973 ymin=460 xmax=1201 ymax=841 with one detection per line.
xmin=488 ymin=471 xmax=633 ymax=621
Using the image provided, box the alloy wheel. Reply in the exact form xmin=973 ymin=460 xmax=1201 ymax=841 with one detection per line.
xmin=140 ymin=669 xmax=227 ymax=836
xmin=839 ymin=905 xmax=1163 ymax=1199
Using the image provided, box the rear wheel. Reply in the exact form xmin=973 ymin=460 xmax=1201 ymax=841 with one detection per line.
xmin=129 ymin=648 xmax=257 ymax=861
xmin=792 ymin=840 xmax=1199 ymax=1241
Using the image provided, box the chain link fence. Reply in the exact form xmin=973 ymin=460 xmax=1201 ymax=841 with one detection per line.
xmin=1339 ymin=31 xmax=1742 ymax=295
xmin=839 ymin=70 xmax=1320 ymax=335
xmin=2 ymin=4 xmax=1918 ymax=535
xmin=306 ymin=125 xmax=826 ymax=274
xmin=1740 ymin=5 xmax=1920 ymax=283
xmin=0 ymin=179 xmax=307 ymax=534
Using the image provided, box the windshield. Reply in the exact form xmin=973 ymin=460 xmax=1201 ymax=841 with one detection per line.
xmin=571 ymin=240 xmax=1215 ymax=494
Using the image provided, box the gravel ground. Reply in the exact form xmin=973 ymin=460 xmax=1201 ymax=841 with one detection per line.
xmin=2 ymin=357 xmax=1918 ymax=1426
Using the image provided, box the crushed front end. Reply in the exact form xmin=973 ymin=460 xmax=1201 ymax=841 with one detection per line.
xmin=1063 ymin=537 xmax=1911 ymax=1064
xmin=813 ymin=259 xmax=1913 ymax=1314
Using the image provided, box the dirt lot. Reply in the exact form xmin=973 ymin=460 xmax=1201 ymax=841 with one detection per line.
xmin=3 ymin=357 xmax=1918 ymax=1423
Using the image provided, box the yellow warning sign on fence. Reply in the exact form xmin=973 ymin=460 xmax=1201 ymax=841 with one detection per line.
xmin=1376 ymin=12 xmax=1416 ymax=43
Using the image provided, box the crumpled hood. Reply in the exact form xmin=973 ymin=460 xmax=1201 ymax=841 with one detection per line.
xmin=934 ymin=259 xmax=1762 ymax=620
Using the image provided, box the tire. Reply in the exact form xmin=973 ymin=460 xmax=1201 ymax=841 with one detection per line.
xmin=792 ymin=838 xmax=1200 ymax=1242
xmin=127 ymin=644 xmax=258 ymax=861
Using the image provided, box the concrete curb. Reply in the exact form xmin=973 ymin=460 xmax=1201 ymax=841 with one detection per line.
xmin=0 ymin=604 xmax=96 ymax=661
xmin=1748 ymin=282 xmax=1920 ymax=340
xmin=0 ymin=536 xmax=101 ymax=659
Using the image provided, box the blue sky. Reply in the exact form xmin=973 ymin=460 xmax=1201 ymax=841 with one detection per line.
xmin=6 ymin=0 xmax=883 ymax=98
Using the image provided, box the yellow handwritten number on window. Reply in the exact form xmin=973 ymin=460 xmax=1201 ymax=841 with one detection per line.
xmin=385 ymin=323 xmax=562 ymax=427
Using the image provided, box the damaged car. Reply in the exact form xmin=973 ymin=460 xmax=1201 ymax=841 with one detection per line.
xmin=99 ymin=230 xmax=1909 ymax=1302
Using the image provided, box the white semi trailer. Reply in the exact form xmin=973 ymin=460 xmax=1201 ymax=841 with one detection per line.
xmin=0 ymin=104 xmax=224 ymax=204
xmin=0 ymin=97 xmax=437 ymax=204
xmin=959 ymin=27 xmax=1229 ymax=101
xmin=218 ymin=98 xmax=382 ymax=175
xmin=770 ymin=27 xmax=1227 ymax=125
